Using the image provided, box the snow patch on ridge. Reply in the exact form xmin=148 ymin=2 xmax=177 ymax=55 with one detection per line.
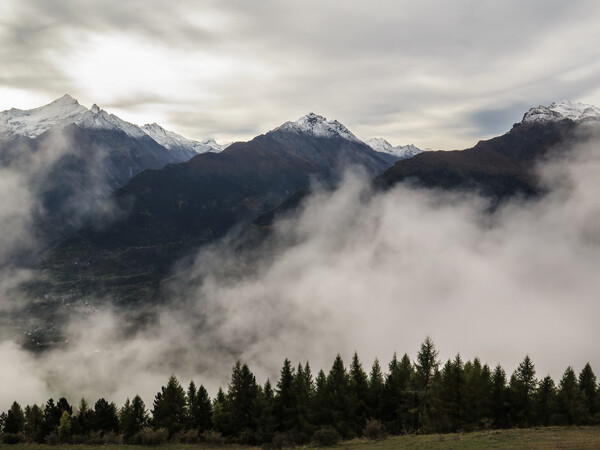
xmin=142 ymin=123 xmax=228 ymax=154
xmin=522 ymin=100 xmax=600 ymax=124
xmin=366 ymin=137 xmax=427 ymax=159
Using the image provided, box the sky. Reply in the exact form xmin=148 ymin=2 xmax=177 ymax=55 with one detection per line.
xmin=2 ymin=0 xmax=600 ymax=149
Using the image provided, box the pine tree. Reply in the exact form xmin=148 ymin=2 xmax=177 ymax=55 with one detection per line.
xmin=223 ymin=361 xmax=258 ymax=436
xmin=57 ymin=410 xmax=71 ymax=440
xmin=4 ymin=401 xmax=25 ymax=434
xmin=120 ymin=395 xmax=148 ymax=439
xmin=72 ymin=398 xmax=92 ymax=436
xmin=211 ymin=388 xmax=227 ymax=434
xmin=274 ymin=358 xmax=295 ymax=432
xmin=535 ymin=376 xmax=557 ymax=426
xmin=187 ymin=381 xmax=211 ymax=432
xmin=509 ymin=355 xmax=537 ymax=426
xmin=312 ymin=370 xmax=329 ymax=427
xmin=578 ymin=363 xmax=598 ymax=423
xmin=348 ymin=352 xmax=369 ymax=435
xmin=326 ymin=354 xmax=351 ymax=437
xmin=293 ymin=362 xmax=314 ymax=441
xmin=23 ymin=404 xmax=43 ymax=442
xmin=367 ymin=358 xmax=385 ymax=420
xmin=557 ymin=366 xmax=586 ymax=425
xmin=41 ymin=399 xmax=61 ymax=438
xmin=437 ymin=355 xmax=465 ymax=432
xmin=254 ymin=380 xmax=276 ymax=443
xmin=92 ymin=398 xmax=119 ymax=434
xmin=152 ymin=375 xmax=187 ymax=436
xmin=490 ymin=365 xmax=509 ymax=428
xmin=414 ymin=337 xmax=439 ymax=430
xmin=463 ymin=358 xmax=492 ymax=428
xmin=383 ymin=353 xmax=414 ymax=433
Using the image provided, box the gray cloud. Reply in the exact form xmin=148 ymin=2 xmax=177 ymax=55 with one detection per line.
xmin=3 ymin=1 xmax=600 ymax=148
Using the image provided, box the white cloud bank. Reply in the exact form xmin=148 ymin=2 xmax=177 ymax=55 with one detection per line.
xmin=1 ymin=128 xmax=599 ymax=411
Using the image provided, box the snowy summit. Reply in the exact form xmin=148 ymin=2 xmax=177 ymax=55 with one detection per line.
xmin=522 ymin=100 xmax=600 ymax=124
xmin=365 ymin=137 xmax=426 ymax=159
xmin=275 ymin=113 xmax=361 ymax=142
xmin=0 ymin=95 xmax=226 ymax=154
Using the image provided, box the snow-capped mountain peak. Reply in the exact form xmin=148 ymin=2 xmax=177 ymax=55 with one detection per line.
xmin=366 ymin=137 xmax=426 ymax=160
xmin=141 ymin=122 xmax=227 ymax=154
xmin=0 ymin=95 xmax=226 ymax=155
xmin=522 ymin=100 xmax=600 ymax=124
xmin=275 ymin=112 xmax=361 ymax=142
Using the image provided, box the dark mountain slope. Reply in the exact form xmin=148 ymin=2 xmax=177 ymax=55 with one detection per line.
xmin=37 ymin=114 xmax=396 ymax=306
xmin=377 ymin=120 xmax=579 ymax=197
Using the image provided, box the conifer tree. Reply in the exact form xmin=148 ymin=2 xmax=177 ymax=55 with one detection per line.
xmin=293 ymin=362 xmax=314 ymax=440
xmin=367 ymin=358 xmax=385 ymax=420
xmin=120 ymin=395 xmax=148 ymax=439
xmin=274 ymin=358 xmax=295 ymax=432
xmin=509 ymin=355 xmax=537 ymax=426
xmin=211 ymin=388 xmax=227 ymax=434
xmin=490 ymin=365 xmax=509 ymax=428
xmin=41 ymin=399 xmax=61 ymax=438
xmin=578 ymin=363 xmax=598 ymax=422
xmin=4 ymin=401 xmax=25 ymax=434
xmin=57 ymin=410 xmax=71 ymax=440
xmin=436 ymin=355 xmax=465 ymax=432
xmin=382 ymin=353 xmax=414 ymax=433
xmin=23 ymin=404 xmax=43 ymax=442
xmin=463 ymin=358 xmax=492 ymax=427
xmin=557 ymin=366 xmax=586 ymax=425
xmin=535 ymin=376 xmax=557 ymax=426
xmin=187 ymin=381 xmax=212 ymax=431
xmin=152 ymin=375 xmax=187 ymax=436
xmin=349 ymin=352 xmax=369 ymax=435
xmin=254 ymin=380 xmax=276 ymax=443
xmin=312 ymin=370 xmax=329 ymax=427
xmin=92 ymin=398 xmax=119 ymax=434
xmin=223 ymin=361 xmax=258 ymax=436
xmin=414 ymin=337 xmax=439 ymax=429
xmin=72 ymin=398 xmax=92 ymax=436
xmin=326 ymin=354 xmax=351 ymax=437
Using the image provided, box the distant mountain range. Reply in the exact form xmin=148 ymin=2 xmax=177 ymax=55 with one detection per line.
xmin=5 ymin=96 xmax=600 ymax=346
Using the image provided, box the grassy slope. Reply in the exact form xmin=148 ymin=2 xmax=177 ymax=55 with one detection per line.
xmin=343 ymin=426 xmax=600 ymax=449
xmin=2 ymin=427 xmax=600 ymax=449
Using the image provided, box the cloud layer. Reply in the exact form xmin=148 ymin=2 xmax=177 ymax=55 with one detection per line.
xmin=2 ymin=1 xmax=600 ymax=148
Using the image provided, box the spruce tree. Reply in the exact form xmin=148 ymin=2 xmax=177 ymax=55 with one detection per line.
xmin=152 ymin=375 xmax=187 ymax=436
xmin=4 ymin=401 xmax=25 ymax=434
xmin=274 ymin=358 xmax=295 ymax=432
xmin=509 ymin=355 xmax=537 ymax=426
xmin=490 ymin=365 xmax=509 ymax=428
xmin=414 ymin=337 xmax=439 ymax=429
xmin=348 ymin=352 xmax=369 ymax=435
xmin=23 ymin=404 xmax=43 ymax=442
xmin=578 ymin=363 xmax=598 ymax=422
xmin=557 ymin=366 xmax=586 ymax=425
xmin=92 ymin=398 xmax=119 ymax=434
xmin=367 ymin=358 xmax=385 ymax=420
xmin=223 ymin=361 xmax=258 ymax=436
xmin=326 ymin=354 xmax=351 ymax=437
xmin=535 ymin=376 xmax=557 ymax=426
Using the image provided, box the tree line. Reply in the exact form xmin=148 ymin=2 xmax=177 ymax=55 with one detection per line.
xmin=1 ymin=338 xmax=599 ymax=446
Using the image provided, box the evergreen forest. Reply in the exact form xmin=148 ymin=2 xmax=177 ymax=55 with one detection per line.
xmin=1 ymin=338 xmax=599 ymax=446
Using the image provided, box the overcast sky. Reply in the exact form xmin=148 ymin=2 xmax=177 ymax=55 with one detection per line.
xmin=2 ymin=0 xmax=600 ymax=149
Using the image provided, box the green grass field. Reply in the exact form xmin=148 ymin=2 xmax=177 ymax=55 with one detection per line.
xmin=2 ymin=426 xmax=600 ymax=449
